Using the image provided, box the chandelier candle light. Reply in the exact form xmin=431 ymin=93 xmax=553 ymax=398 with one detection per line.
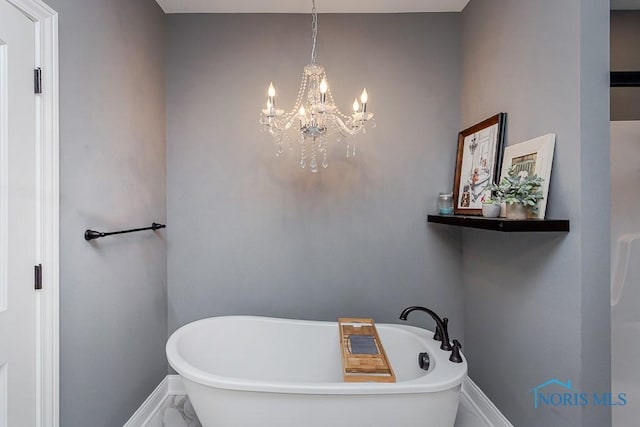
xmin=259 ymin=0 xmax=374 ymax=173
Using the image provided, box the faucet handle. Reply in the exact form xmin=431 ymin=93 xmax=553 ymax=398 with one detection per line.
xmin=449 ymin=339 xmax=463 ymax=363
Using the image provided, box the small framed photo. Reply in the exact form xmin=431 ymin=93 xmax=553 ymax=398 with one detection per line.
xmin=499 ymin=134 xmax=556 ymax=219
xmin=453 ymin=113 xmax=507 ymax=215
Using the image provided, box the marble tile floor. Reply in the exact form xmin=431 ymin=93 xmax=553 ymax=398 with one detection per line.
xmin=147 ymin=395 xmax=201 ymax=427
xmin=146 ymin=394 xmax=490 ymax=427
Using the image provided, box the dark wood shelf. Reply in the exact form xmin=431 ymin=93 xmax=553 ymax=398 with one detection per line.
xmin=427 ymin=214 xmax=570 ymax=232
xmin=611 ymin=71 xmax=640 ymax=87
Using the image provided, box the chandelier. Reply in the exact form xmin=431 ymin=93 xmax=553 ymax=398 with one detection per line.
xmin=259 ymin=0 xmax=374 ymax=173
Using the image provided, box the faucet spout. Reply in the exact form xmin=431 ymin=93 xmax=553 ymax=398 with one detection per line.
xmin=399 ymin=306 xmax=452 ymax=351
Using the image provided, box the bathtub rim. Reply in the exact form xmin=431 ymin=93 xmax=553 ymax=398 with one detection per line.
xmin=166 ymin=315 xmax=467 ymax=395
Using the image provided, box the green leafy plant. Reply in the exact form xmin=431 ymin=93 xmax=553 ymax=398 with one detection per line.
xmin=491 ymin=166 xmax=544 ymax=212
xmin=480 ymin=195 xmax=500 ymax=205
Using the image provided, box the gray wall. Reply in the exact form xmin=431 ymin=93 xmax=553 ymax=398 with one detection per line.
xmin=611 ymin=11 xmax=640 ymax=121
xmin=46 ymin=0 xmax=168 ymax=425
xmin=611 ymin=122 xmax=640 ymax=266
xmin=166 ymin=14 xmax=464 ymax=338
xmin=45 ymin=2 xmax=613 ymax=425
xmin=461 ymin=1 xmax=610 ymax=426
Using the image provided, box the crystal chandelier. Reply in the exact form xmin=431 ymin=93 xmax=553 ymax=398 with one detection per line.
xmin=259 ymin=0 xmax=374 ymax=173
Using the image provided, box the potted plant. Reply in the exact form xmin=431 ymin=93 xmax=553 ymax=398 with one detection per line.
xmin=480 ymin=194 xmax=501 ymax=218
xmin=491 ymin=166 xmax=544 ymax=219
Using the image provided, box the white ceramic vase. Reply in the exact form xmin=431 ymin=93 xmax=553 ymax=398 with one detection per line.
xmin=482 ymin=203 xmax=501 ymax=218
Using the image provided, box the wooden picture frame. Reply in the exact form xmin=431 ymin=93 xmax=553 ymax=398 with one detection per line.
xmin=453 ymin=113 xmax=507 ymax=215
xmin=499 ymin=134 xmax=556 ymax=219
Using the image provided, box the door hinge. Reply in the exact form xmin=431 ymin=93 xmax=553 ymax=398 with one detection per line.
xmin=34 ymin=68 xmax=42 ymax=94
xmin=34 ymin=264 xmax=42 ymax=290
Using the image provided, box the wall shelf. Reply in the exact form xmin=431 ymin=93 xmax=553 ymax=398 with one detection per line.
xmin=611 ymin=71 xmax=640 ymax=87
xmin=427 ymin=214 xmax=570 ymax=232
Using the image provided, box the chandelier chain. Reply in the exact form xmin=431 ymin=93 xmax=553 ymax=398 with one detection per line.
xmin=311 ymin=0 xmax=318 ymax=65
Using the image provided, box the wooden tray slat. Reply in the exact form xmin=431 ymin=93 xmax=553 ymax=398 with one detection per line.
xmin=338 ymin=318 xmax=396 ymax=383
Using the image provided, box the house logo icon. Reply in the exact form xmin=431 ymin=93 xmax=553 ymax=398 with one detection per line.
xmin=529 ymin=379 xmax=573 ymax=409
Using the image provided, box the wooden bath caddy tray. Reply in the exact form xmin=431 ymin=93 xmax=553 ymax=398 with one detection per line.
xmin=338 ymin=318 xmax=396 ymax=383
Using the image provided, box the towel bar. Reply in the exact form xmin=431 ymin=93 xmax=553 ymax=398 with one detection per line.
xmin=84 ymin=222 xmax=165 ymax=241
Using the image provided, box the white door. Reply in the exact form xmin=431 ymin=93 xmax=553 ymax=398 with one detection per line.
xmin=0 ymin=0 xmax=38 ymax=426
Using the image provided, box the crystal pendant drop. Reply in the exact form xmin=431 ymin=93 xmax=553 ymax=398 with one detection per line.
xmin=310 ymin=141 xmax=318 ymax=173
xmin=322 ymin=144 xmax=328 ymax=168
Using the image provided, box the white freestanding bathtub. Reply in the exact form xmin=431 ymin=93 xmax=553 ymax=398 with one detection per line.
xmin=166 ymin=316 xmax=467 ymax=427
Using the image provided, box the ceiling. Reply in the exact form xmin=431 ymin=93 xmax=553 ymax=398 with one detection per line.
xmin=154 ymin=0 xmax=640 ymax=14
xmin=611 ymin=0 xmax=640 ymax=10
xmin=154 ymin=0 xmax=472 ymax=14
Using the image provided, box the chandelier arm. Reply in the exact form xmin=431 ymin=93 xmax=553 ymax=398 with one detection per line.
xmin=325 ymin=115 xmax=361 ymax=137
xmin=264 ymin=113 xmax=296 ymax=133
xmin=325 ymin=88 xmax=353 ymax=121
xmin=268 ymin=112 xmax=299 ymax=134
xmin=283 ymin=115 xmax=298 ymax=130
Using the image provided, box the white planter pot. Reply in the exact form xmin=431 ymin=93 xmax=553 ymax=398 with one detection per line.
xmin=482 ymin=203 xmax=501 ymax=218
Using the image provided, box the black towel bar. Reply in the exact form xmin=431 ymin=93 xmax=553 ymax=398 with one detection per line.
xmin=84 ymin=222 xmax=166 ymax=241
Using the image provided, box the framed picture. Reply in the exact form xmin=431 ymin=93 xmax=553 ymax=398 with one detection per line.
xmin=453 ymin=113 xmax=507 ymax=215
xmin=499 ymin=134 xmax=556 ymax=219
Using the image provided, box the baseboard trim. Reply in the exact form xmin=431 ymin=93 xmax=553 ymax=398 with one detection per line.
xmin=122 ymin=377 xmax=169 ymax=427
xmin=462 ymin=377 xmax=513 ymax=427
xmin=126 ymin=375 xmax=511 ymax=427
xmin=167 ymin=374 xmax=186 ymax=395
